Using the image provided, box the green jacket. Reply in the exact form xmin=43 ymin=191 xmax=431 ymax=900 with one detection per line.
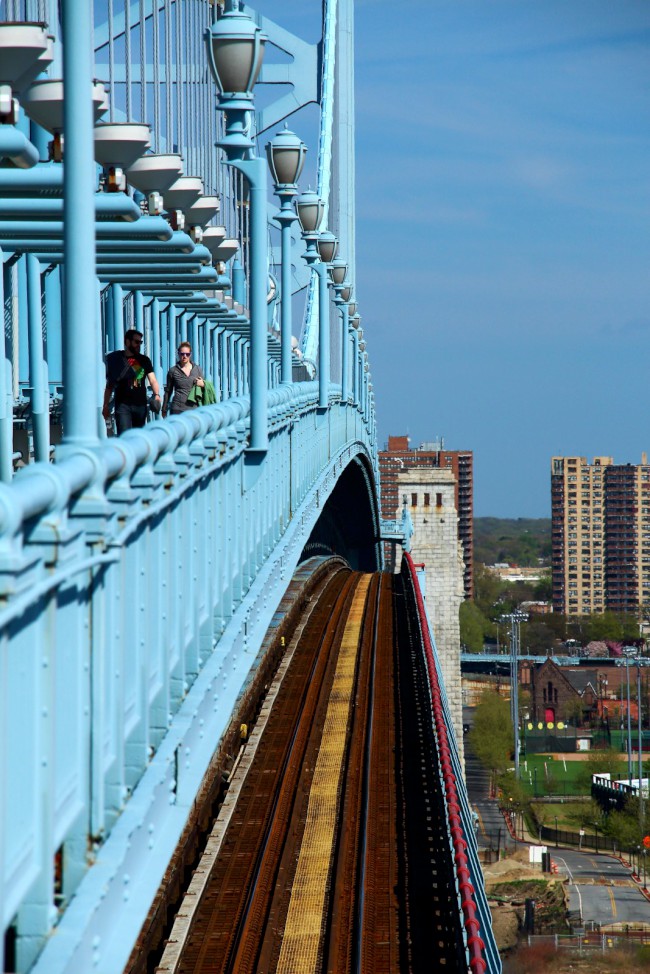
xmin=186 ymin=379 xmax=217 ymax=406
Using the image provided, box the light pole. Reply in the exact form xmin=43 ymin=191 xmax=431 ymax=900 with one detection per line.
xmin=295 ymin=189 xmax=330 ymax=406
xmin=205 ymin=0 xmax=268 ymax=452
xmin=638 ymin=657 xmax=645 ymax=829
xmin=328 ymin=258 xmax=349 ymax=400
xmin=626 ymin=656 xmax=633 ymax=784
xmin=265 ymin=126 xmax=306 ymax=385
xmin=315 ymin=230 xmax=338 ymax=408
xmin=502 ymin=610 xmax=527 ymax=779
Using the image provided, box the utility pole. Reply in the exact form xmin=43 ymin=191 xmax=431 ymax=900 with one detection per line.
xmin=502 ymin=610 xmax=527 ymax=780
xmin=627 ymin=657 xmax=633 ymax=783
xmin=638 ymin=658 xmax=645 ymax=828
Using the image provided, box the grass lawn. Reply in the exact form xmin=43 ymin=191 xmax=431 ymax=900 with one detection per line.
xmin=530 ymin=799 xmax=592 ymax=832
xmin=518 ymin=751 xmax=642 ymax=797
xmin=519 ymin=753 xmax=590 ymax=797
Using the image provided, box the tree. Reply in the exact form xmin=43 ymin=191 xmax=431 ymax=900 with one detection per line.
xmin=521 ymin=620 xmax=555 ymax=655
xmin=460 ymin=600 xmax=489 ymax=652
xmin=473 ymin=563 xmax=504 ymax=617
xmin=576 ymin=746 xmax=626 ymax=792
xmin=533 ymin=573 xmax=552 ymax=601
xmin=468 ymin=690 xmax=513 ymax=778
xmin=605 ymin=806 xmax=642 ymax=853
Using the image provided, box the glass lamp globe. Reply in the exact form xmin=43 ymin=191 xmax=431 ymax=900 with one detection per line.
xmin=296 ymin=189 xmax=324 ymax=234
xmin=328 ymin=257 xmax=348 ymax=285
xmin=205 ymin=6 xmax=266 ymax=96
xmin=316 ymin=230 xmax=338 ymax=264
xmin=265 ymin=125 xmax=307 ymax=187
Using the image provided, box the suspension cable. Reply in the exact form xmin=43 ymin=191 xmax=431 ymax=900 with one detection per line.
xmin=124 ymin=0 xmax=132 ymax=118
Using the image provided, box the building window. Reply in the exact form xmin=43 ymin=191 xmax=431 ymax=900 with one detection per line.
xmin=411 ymin=493 xmax=417 ymax=507
xmin=436 ymin=493 xmax=443 ymax=507
xmin=424 ymin=493 xmax=430 ymax=506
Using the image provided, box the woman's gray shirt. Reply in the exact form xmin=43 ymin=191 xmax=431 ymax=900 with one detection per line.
xmin=163 ymin=362 xmax=204 ymax=414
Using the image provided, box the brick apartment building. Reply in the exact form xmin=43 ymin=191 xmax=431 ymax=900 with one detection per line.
xmin=551 ymin=454 xmax=650 ymax=615
xmin=379 ymin=435 xmax=473 ymax=598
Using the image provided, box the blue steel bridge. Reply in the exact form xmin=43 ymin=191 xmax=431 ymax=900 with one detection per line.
xmin=0 ymin=2 xmax=499 ymax=971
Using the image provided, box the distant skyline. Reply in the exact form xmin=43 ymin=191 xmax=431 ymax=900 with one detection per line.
xmin=254 ymin=1 xmax=650 ymax=518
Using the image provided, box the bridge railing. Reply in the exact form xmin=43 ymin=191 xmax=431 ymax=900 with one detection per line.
xmin=0 ymin=385 xmax=375 ymax=972
xmin=403 ymin=552 xmax=502 ymax=974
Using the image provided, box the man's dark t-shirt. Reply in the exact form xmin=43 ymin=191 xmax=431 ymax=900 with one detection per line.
xmin=106 ymin=350 xmax=154 ymax=406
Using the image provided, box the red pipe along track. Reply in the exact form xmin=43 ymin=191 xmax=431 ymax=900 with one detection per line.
xmin=404 ymin=552 xmax=488 ymax=974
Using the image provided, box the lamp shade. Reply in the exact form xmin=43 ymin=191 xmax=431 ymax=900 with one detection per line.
xmin=22 ymin=79 xmax=107 ymax=133
xmin=205 ymin=7 xmax=266 ymax=96
xmin=0 ymin=22 xmax=52 ymax=90
xmin=296 ymin=190 xmax=324 ymax=234
xmin=94 ymin=122 xmax=151 ymax=169
xmin=328 ymin=257 xmax=347 ymax=285
xmin=347 ymin=301 xmax=357 ymax=317
xmin=340 ymin=285 xmax=351 ymax=303
xmin=351 ymin=313 xmax=361 ymax=330
xmin=265 ymin=125 xmax=307 ymax=187
xmin=126 ymin=153 xmax=183 ymax=194
xmin=316 ymin=230 xmax=338 ymax=264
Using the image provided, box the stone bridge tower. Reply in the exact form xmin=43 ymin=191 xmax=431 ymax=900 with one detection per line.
xmin=397 ymin=468 xmax=465 ymax=766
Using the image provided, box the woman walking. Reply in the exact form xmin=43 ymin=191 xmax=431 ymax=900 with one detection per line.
xmin=161 ymin=342 xmax=205 ymax=417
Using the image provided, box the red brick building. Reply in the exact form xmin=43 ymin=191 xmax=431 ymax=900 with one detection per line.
xmin=379 ymin=435 xmax=473 ymax=598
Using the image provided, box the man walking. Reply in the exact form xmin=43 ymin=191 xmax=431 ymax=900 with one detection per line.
xmin=103 ymin=329 xmax=162 ymax=434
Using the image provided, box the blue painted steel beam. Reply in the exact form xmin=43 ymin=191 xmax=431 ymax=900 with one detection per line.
xmin=0 ymin=194 xmax=141 ymax=222
xmin=0 ymin=217 xmax=174 ymax=242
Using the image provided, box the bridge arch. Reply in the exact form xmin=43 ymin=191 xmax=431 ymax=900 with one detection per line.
xmin=302 ymin=452 xmax=380 ymax=571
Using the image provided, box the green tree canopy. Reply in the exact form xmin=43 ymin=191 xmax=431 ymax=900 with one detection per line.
xmin=468 ymin=690 xmax=513 ymax=776
xmin=575 ymin=746 xmax=627 ymax=792
xmin=460 ymin=600 xmax=489 ymax=652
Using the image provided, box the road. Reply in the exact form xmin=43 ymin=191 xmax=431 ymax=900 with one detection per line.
xmin=552 ymin=847 xmax=650 ymax=927
xmin=463 ymin=706 xmax=650 ymax=929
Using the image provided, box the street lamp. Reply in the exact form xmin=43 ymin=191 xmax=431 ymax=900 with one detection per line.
xmin=349 ymin=312 xmax=361 ymax=406
xmin=266 ymin=125 xmax=307 ymax=384
xmin=205 ymin=0 xmax=269 ymax=452
xmin=205 ymin=0 xmax=266 ymax=156
xmin=296 ymin=189 xmax=332 ymax=408
xmin=314 ymin=230 xmax=338 ymax=408
xmin=328 ymin=258 xmax=350 ymax=400
xmin=501 ymin=610 xmax=527 ymax=779
xmin=638 ymin=657 xmax=645 ymax=830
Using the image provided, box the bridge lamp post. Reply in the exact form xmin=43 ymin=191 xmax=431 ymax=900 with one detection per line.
xmin=315 ymin=231 xmax=338 ymax=408
xmin=265 ymin=127 xmax=306 ymax=385
xmin=205 ymin=0 xmax=269 ymax=452
xmin=329 ymin=258 xmax=349 ymax=400
xmin=350 ymin=312 xmax=361 ymax=406
xmin=296 ymin=188 xmax=325 ymax=399
xmin=297 ymin=195 xmax=339 ymax=408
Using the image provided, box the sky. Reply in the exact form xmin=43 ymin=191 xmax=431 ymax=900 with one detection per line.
xmin=253 ymin=0 xmax=650 ymax=518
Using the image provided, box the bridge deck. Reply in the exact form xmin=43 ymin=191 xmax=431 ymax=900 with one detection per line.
xmin=151 ymin=567 xmax=478 ymax=974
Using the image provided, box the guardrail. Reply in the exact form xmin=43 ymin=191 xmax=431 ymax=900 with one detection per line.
xmin=403 ymin=552 xmax=501 ymax=974
xmin=1 ymin=389 xmax=376 ymax=972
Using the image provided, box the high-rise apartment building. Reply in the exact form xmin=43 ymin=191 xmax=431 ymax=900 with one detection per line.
xmin=551 ymin=454 xmax=650 ymax=615
xmin=379 ymin=435 xmax=473 ymax=598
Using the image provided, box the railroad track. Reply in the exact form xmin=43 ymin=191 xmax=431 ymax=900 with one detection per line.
xmin=155 ymin=570 xmax=470 ymax=974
